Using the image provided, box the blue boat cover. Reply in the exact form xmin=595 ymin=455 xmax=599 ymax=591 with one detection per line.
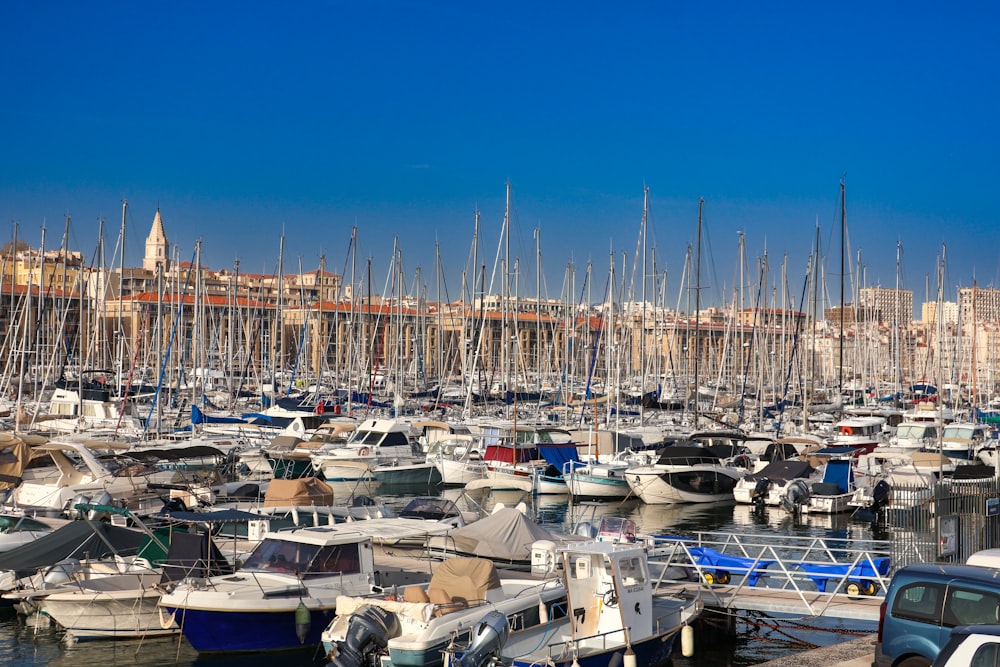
xmin=537 ymin=443 xmax=583 ymax=471
xmin=192 ymin=405 xmax=247 ymax=425
xmin=822 ymin=459 xmax=854 ymax=493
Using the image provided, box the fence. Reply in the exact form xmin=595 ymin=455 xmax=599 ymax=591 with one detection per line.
xmin=884 ymin=477 xmax=1000 ymax=569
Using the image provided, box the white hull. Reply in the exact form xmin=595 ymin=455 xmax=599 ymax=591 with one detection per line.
xmin=39 ymin=579 xmax=176 ymax=639
xmin=567 ymin=468 xmax=630 ymax=498
xmin=433 ymin=457 xmax=485 ymax=486
xmin=802 ymin=492 xmax=855 ymax=514
xmin=626 ymin=465 xmax=743 ymax=504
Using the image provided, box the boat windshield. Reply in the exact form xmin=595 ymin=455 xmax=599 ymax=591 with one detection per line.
xmin=944 ymin=427 xmax=980 ymax=440
xmin=897 ymin=424 xmax=937 ymax=439
xmin=241 ymin=538 xmax=362 ymax=575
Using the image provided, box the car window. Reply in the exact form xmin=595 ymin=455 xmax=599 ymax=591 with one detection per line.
xmin=972 ymin=642 xmax=999 ymax=667
xmin=892 ymin=582 xmax=944 ymax=624
xmin=943 ymin=588 xmax=1000 ymax=627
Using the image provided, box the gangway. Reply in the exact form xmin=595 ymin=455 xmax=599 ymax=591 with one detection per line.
xmin=646 ymin=530 xmax=893 ymax=621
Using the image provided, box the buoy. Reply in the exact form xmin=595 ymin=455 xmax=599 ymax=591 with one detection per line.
xmin=294 ymin=601 xmax=311 ymax=644
xmin=682 ymin=624 xmax=695 ymax=657
xmin=538 ymin=597 xmax=548 ymax=621
xmin=623 ymin=647 xmax=637 ymax=667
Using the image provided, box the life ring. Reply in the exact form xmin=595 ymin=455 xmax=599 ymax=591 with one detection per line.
xmin=358 ymin=447 xmax=370 ymax=457
xmin=840 ymin=426 xmax=854 ymax=436
xmin=314 ymin=401 xmax=325 ymax=415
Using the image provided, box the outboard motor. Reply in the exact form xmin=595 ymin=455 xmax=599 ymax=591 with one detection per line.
xmin=851 ymin=479 xmax=892 ymax=524
xmin=42 ymin=558 xmax=82 ymax=587
xmin=780 ymin=479 xmax=810 ymax=514
xmin=329 ymin=605 xmax=400 ymax=667
xmin=455 ymin=611 xmax=510 ymax=667
xmin=752 ymin=478 xmax=771 ymax=507
xmin=66 ymin=493 xmax=91 ymax=519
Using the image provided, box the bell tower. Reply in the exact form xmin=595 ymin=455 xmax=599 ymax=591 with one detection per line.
xmin=144 ymin=208 xmax=170 ymax=272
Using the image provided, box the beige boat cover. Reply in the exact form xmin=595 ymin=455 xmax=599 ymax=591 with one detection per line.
xmin=262 ymin=477 xmax=334 ymax=507
xmin=428 ymin=557 xmax=501 ymax=602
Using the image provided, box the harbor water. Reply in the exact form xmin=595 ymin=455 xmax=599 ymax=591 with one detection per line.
xmin=0 ymin=487 xmax=883 ymax=667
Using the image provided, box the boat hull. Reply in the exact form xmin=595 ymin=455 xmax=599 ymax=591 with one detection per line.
xmin=567 ymin=472 xmax=630 ymax=498
xmin=162 ymin=605 xmax=336 ymax=652
xmin=507 ymin=626 xmax=678 ymax=667
xmin=42 ymin=591 xmax=177 ymax=640
xmin=626 ymin=465 xmax=742 ymax=504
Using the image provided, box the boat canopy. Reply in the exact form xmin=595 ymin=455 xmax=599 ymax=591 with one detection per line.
xmin=159 ymin=531 xmax=233 ymax=584
xmin=0 ymin=520 xmax=147 ymax=577
xmin=744 ymin=460 xmax=815 ymax=483
xmin=399 ymin=497 xmax=461 ymax=521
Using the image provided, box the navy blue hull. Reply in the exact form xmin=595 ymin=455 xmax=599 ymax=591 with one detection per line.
xmin=165 ymin=606 xmax=336 ymax=653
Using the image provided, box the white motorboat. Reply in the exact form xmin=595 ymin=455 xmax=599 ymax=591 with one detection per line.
xmin=322 ymin=556 xmax=564 ymax=667
xmin=625 ymin=446 xmax=746 ymax=504
xmin=158 ymin=525 xmax=426 ymax=653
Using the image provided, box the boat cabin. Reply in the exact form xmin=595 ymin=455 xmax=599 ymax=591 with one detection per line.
xmin=240 ymin=528 xmax=375 ymax=577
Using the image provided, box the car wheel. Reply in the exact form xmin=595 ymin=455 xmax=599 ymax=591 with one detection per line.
xmin=897 ymin=656 xmax=931 ymax=667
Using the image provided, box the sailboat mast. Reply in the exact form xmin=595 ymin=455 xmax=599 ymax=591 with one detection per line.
xmin=693 ymin=198 xmax=704 ymax=428
xmin=839 ymin=179 xmax=846 ymax=401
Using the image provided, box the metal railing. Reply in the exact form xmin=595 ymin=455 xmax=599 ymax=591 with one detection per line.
xmin=646 ymin=530 xmax=892 ymax=618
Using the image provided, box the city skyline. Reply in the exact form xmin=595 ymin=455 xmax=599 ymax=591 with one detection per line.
xmin=2 ymin=2 xmax=998 ymax=306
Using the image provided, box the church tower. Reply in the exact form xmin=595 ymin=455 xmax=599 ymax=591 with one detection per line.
xmin=144 ymin=208 xmax=170 ymax=272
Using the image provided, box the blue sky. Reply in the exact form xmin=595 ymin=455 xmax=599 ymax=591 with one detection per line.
xmin=2 ymin=2 xmax=997 ymax=308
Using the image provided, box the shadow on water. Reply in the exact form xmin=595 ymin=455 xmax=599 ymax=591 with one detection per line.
xmin=0 ymin=608 xmax=326 ymax=667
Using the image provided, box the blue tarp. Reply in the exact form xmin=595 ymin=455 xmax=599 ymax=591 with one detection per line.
xmin=536 ymin=443 xmax=583 ymax=473
xmin=191 ymin=405 xmax=247 ymax=425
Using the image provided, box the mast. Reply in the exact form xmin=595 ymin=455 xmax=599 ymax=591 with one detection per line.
xmin=839 ymin=179 xmax=846 ymax=402
xmin=693 ymin=198 xmax=704 ymax=428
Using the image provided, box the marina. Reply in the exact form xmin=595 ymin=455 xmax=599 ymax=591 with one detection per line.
xmin=0 ymin=491 xmax=893 ymax=667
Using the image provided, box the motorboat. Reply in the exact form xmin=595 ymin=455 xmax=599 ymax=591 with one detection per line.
xmin=801 ymin=453 xmax=860 ymax=515
xmin=158 ymin=525 xmax=428 ymax=652
xmin=625 ymin=445 xmax=746 ymax=504
xmin=322 ymin=557 xmax=565 ymax=667
xmin=733 ymin=459 xmax=819 ymax=511
xmin=426 ymin=437 xmax=487 ymax=486
xmin=831 ymin=416 xmax=886 ymax=456
xmin=310 ymin=418 xmax=441 ymax=487
xmin=424 ymin=507 xmax=572 ymax=571
xmin=942 ymin=422 xmax=991 ymax=460
xmin=493 ymin=539 xmax=702 ymax=667
xmin=3 ymin=440 xmax=176 ymax=517
xmin=32 ymin=531 xmax=230 ymax=640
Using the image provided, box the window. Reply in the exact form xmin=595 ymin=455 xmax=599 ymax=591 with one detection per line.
xmin=892 ymin=583 xmax=944 ymax=624
xmin=309 ymin=543 xmax=362 ymax=575
xmin=618 ymin=556 xmax=647 ymax=587
xmin=944 ymin=588 xmax=1000 ymax=627
xmin=972 ymin=642 xmax=1000 ymax=667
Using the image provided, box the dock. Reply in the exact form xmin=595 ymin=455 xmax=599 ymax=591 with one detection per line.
xmin=661 ymin=581 xmax=883 ymax=621
xmin=753 ymin=634 xmax=875 ymax=666
xmin=648 ymin=530 xmax=892 ymax=621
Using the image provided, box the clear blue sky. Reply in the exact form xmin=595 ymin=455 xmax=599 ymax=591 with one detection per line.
xmin=2 ymin=1 xmax=997 ymax=308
